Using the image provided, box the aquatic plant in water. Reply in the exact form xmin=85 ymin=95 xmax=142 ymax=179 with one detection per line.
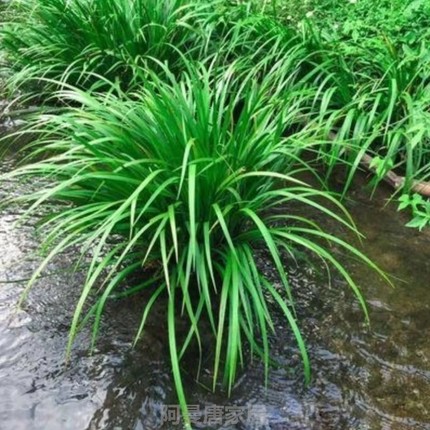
xmin=3 ymin=61 xmax=386 ymax=427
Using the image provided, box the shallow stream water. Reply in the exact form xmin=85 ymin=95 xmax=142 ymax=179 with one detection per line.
xmin=0 ymin=146 xmax=429 ymax=430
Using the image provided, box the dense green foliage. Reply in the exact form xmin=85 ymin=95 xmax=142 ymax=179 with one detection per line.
xmin=3 ymin=0 xmax=429 ymax=199
xmin=1 ymin=0 xmax=212 ymax=92
xmin=240 ymin=0 xmax=430 ymax=225
xmin=3 ymin=0 xmax=428 ymax=427
xmin=7 ymin=62 xmax=385 ymax=425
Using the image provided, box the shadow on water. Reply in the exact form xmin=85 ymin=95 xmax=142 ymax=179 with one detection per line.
xmin=0 ymin=144 xmax=429 ymax=430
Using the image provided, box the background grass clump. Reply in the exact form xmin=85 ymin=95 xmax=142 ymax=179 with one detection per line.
xmin=250 ymin=0 xmax=430 ymax=219
xmin=0 ymin=0 xmax=213 ymax=95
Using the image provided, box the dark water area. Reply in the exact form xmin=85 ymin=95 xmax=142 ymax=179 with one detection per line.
xmin=0 ymin=148 xmax=429 ymax=430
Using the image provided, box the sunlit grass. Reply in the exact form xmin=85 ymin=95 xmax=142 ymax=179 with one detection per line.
xmin=2 ymin=59 xmax=389 ymax=427
xmin=0 ymin=0 xmax=212 ymax=95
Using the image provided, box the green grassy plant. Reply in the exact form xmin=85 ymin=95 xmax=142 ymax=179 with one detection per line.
xmin=241 ymin=1 xmax=430 ymax=206
xmin=308 ymin=39 xmax=430 ymax=195
xmin=1 ymin=0 xmax=211 ymax=94
xmin=3 ymin=0 xmax=429 ymax=202
xmin=3 ymin=61 xmax=387 ymax=427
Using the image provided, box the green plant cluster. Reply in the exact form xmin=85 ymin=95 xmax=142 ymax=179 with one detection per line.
xmin=266 ymin=0 xmax=430 ymax=51
xmin=318 ymin=0 xmax=430 ymax=51
xmin=259 ymin=0 xmax=430 ymax=215
xmin=2 ymin=0 xmax=422 ymax=427
xmin=1 ymin=0 xmax=215 ymax=93
xmin=319 ymin=0 xmax=430 ymax=220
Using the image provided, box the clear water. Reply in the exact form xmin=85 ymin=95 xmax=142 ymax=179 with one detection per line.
xmin=0 ymin=149 xmax=429 ymax=430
